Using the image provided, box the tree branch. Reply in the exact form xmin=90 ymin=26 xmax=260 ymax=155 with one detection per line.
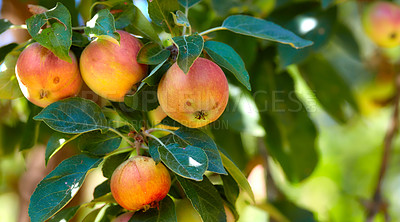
xmin=366 ymin=70 xmax=400 ymax=221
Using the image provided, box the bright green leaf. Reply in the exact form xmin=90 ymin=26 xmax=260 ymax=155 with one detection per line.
xmin=28 ymin=154 xmax=102 ymax=222
xmin=204 ymin=41 xmax=251 ymax=90
xmin=85 ymin=9 xmax=120 ymax=41
xmin=148 ymin=0 xmax=180 ymax=34
xmin=159 ymin=143 xmax=208 ymax=181
xmin=78 ymin=130 xmax=122 ymax=156
xmin=222 ymin=15 xmax=313 ymax=49
xmin=33 ymin=97 xmax=109 ymax=134
xmin=114 ymin=3 xmax=161 ymax=44
xmin=26 ymin=3 xmax=72 ymax=62
xmin=129 ymin=196 xmax=177 ymax=222
xmin=172 ymin=10 xmax=190 ymax=27
xmin=0 ymin=19 xmax=12 ymax=35
xmin=177 ymin=176 xmax=226 ymax=222
xmin=0 ymin=53 xmax=23 ymax=99
xmin=172 ymin=34 xmax=204 ymax=74
xmin=143 ymin=59 xmax=172 ymax=86
xmin=178 ymin=0 xmax=202 ymax=8
xmin=45 ymin=132 xmax=80 ymax=165
xmin=137 ymin=42 xmax=171 ymax=65
xmin=48 ymin=206 xmax=80 ymax=222
xmin=124 ymin=83 xmax=159 ymax=111
xmin=220 ymin=152 xmax=255 ymax=203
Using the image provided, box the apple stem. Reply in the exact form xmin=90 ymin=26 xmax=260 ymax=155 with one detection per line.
xmin=199 ymin=27 xmax=228 ymax=36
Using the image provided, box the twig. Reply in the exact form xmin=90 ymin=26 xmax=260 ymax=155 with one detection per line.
xmin=366 ymin=70 xmax=400 ymax=221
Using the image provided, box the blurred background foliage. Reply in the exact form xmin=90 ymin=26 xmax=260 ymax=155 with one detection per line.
xmin=1 ymin=0 xmax=400 ymax=221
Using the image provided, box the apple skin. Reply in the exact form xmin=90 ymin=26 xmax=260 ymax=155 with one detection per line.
xmin=110 ymin=156 xmax=171 ymax=211
xmin=157 ymin=58 xmax=229 ymax=128
xmin=80 ymin=30 xmax=148 ymax=102
xmin=112 ymin=212 xmax=134 ymax=222
xmin=176 ymin=199 xmax=235 ymax=222
xmin=15 ymin=42 xmax=82 ymax=107
xmin=362 ymin=2 xmax=400 ymax=48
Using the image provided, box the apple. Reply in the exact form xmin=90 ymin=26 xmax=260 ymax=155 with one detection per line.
xmin=110 ymin=156 xmax=171 ymax=211
xmin=362 ymin=2 xmax=400 ymax=48
xmin=80 ymin=30 xmax=147 ymax=102
xmin=176 ymin=199 xmax=235 ymax=222
xmin=15 ymin=42 xmax=82 ymax=107
xmin=112 ymin=212 xmax=134 ymax=222
xmin=157 ymin=58 xmax=229 ymax=128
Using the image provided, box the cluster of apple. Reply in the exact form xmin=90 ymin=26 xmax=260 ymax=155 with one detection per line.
xmin=362 ymin=1 xmax=400 ymax=48
xmin=16 ymin=30 xmax=231 ymax=219
xmin=15 ymin=30 xmax=229 ymax=128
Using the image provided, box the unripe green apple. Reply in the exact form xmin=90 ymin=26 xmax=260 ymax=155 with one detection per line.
xmin=15 ymin=42 xmax=82 ymax=107
xmin=362 ymin=2 xmax=400 ymax=48
xmin=80 ymin=30 xmax=148 ymax=102
xmin=110 ymin=156 xmax=171 ymax=211
xmin=112 ymin=212 xmax=134 ymax=222
xmin=157 ymin=58 xmax=229 ymax=128
xmin=176 ymin=199 xmax=235 ymax=222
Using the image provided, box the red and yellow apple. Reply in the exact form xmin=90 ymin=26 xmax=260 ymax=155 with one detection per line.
xmin=80 ymin=30 xmax=147 ymax=102
xmin=112 ymin=212 xmax=134 ymax=222
xmin=362 ymin=2 xmax=400 ymax=48
xmin=15 ymin=42 xmax=82 ymax=107
xmin=157 ymin=58 xmax=229 ymax=128
xmin=110 ymin=156 xmax=171 ymax=211
xmin=176 ymin=199 xmax=235 ymax=222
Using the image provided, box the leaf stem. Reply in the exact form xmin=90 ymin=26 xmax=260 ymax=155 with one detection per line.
xmin=71 ymin=26 xmax=86 ymax=30
xmin=182 ymin=7 xmax=189 ymax=35
xmin=9 ymin=24 xmax=27 ymax=30
xmin=143 ymin=131 xmax=168 ymax=148
xmin=108 ymin=128 xmax=136 ymax=148
xmin=199 ymin=27 xmax=228 ymax=36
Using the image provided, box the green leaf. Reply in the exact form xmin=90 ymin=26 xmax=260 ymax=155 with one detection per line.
xmin=83 ymin=208 xmax=102 ymax=222
xmin=277 ymin=7 xmax=336 ymax=66
xmin=176 ymin=176 xmax=226 ymax=222
xmin=78 ymin=130 xmax=122 ymax=156
xmin=222 ymin=15 xmax=313 ymax=49
xmin=48 ymin=206 xmax=80 ymax=222
xmin=0 ymin=53 xmax=23 ymax=99
xmin=124 ymin=83 xmax=159 ymax=111
xmin=178 ymin=0 xmax=202 ymax=8
xmin=26 ymin=3 xmax=72 ymax=62
xmin=174 ymin=127 xmax=226 ymax=174
xmin=45 ymin=132 xmax=80 ymax=165
xmin=28 ymin=154 xmax=102 ymax=222
xmin=0 ymin=19 xmax=12 ymax=35
xmin=0 ymin=43 xmax=18 ymax=62
xmin=85 ymin=9 xmax=120 ymax=41
xmin=220 ymin=152 xmax=255 ymax=203
xmin=321 ymin=0 xmax=335 ymax=9
xmin=221 ymin=173 xmax=239 ymax=206
xmin=111 ymin=102 xmax=143 ymax=132
xmin=298 ymin=55 xmax=358 ymax=123
xmin=93 ymin=180 xmax=111 ymax=199
xmin=33 ymin=97 xmax=108 ymax=134
xmin=128 ymin=196 xmax=177 ymax=222
xmin=159 ymin=143 xmax=208 ymax=181
xmin=19 ymin=105 xmax=42 ymax=151
xmin=137 ymin=42 xmax=171 ymax=65
xmin=333 ymin=23 xmax=360 ymax=60
xmin=172 ymin=34 xmax=204 ymax=74
xmin=142 ymin=59 xmax=172 ymax=86
xmin=72 ymin=31 xmax=90 ymax=47
xmin=148 ymin=0 xmax=180 ymax=33
xmin=114 ymin=3 xmax=161 ymax=44
xmin=204 ymin=41 xmax=251 ymax=90
xmin=172 ymin=10 xmax=190 ymax=27
xmin=102 ymin=152 xmax=130 ymax=178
